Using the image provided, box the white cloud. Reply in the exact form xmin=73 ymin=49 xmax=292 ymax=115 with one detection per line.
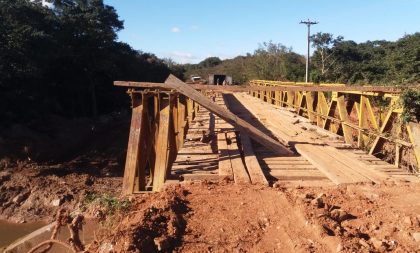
xmin=169 ymin=51 xmax=197 ymax=64
xmin=171 ymin=27 xmax=181 ymax=33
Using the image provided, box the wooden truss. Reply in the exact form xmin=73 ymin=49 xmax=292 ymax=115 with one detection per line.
xmin=116 ymin=76 xmax=420 ymax=193
xmin=122 ymin=89 xmax=199 ymax=194
xmin=249 ymin=80 xmax=420 ymax=171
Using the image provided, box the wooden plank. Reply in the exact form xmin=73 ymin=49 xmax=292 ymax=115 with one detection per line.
xmin=161 ymin=75 xmax=292 ymax=156
xmin=122 ymin=94 xmax=153 ymax=194
xmin=114 ymin=81 xmax=408 ymax=93
xmin=122 ymin=95 xmax=143 ymax=195
xmin=152 ymin=97 xmax=171 ymax=191
xmin=260 ymin=156 xmax=307 ymax=161
xmin=218 ymin=132 xmax=234 ymax=179
xmin=323 ymin=146 xmax=390 ymax=183
xmin=407 ymin=122 xmax=420 ymax=168
xmin=295 ymin=144 xmax=365 ymax=185
xmin=263 ymin=164 xmax=317 ymax=170
xmin=261 ymin=160 xmax=312 ymax=165
xmin=337 ymin=94 xmax=353 ymax=144
xmin=240 ymin=134 xmax=269 ymax=186
xmin=182 ymin=174 xmax=220 ymax=181
xmin=226 ymin=132 xmax=251 ymax=184
xmin=369 ymin=107 xmax=395 ymax=155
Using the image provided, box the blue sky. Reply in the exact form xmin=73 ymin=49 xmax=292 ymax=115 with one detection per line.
xmin=104 ymin=0 xmax=420 ymax=64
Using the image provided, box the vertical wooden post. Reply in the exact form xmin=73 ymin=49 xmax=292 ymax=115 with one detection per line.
xmin=306 ymin=91 xmax=316 ymax=123
xmin=337 ymin=93 xmax=353 ymax=144
xmin=407 ymin=122 xmax=420 ymax=169
xmin=357 ymin=95 xmax=365 ymax=148
xmin=317 ymin=92 xmax=328 ymax=128
xmin=177 ymin=95 xmax=187 ymax=149
xmin=167 ymin=94 xmax=179 ymax=177
xmin=153 ymin=95 xmax=171 ymax=191
xmin=122 ymin=92 xmax=151 ymax=195
xmin=187 ymin=98 xmax=193 ymax=124
xmin=274 ymin=90 xmax=280 ymax=106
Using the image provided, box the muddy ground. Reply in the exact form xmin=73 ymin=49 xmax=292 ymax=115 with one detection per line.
xmin=81 ymin=180 xmax=420 ymax=253
xmin=0 ymin=113 xmax=129 ymax=223
xmin=1 ymin=114 xmax=420 ymax=252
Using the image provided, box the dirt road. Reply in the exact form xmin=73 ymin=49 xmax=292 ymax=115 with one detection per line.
xmin=88 ymin=180 xmax=420 ymax=253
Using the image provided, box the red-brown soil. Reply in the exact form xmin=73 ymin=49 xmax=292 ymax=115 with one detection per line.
xmin=88 ymin=180 xmax=420 ymax=253
xmin=0 ymin=114 xmax=128 ymax=223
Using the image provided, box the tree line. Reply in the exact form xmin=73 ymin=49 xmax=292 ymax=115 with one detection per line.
xmin=183 ymin=42 xmax=306 ymax=84
xmin=1 ymin=0 xmax=418 ymax=126
xmin=185 ymin=33 xmax=419 ymax=86
xmin=310 ymin=32 xmax=420 ymax=84
xmin=0 ymin=0 xmax=176 ymax=125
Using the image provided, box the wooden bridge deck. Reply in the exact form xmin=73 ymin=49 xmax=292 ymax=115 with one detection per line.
xmin=166 ymin=92 xmax=420 ymax=187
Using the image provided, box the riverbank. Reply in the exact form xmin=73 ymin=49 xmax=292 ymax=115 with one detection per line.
xmin=0 ymin=113 xmax=128 ymax=224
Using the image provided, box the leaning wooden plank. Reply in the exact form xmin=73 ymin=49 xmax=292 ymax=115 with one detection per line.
xmin=163 ymin=75 xmax=293 ymax=156
xmin=226 ymin=132 xmax=251 ymax=184
xmin=218 ymin=132 xmax=234 ymax=180
xmin=240 ymin=133 xmax=269 ymax=186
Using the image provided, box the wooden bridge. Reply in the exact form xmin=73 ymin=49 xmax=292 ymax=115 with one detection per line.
xmin=115 ymin=75 xmax=420 ymax=194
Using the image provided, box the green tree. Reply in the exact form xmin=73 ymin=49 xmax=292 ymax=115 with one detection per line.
xmin=198 ymin=57 xmax=222 ymax=68
xmin=310 ymin=32 xmax=343 ymax=81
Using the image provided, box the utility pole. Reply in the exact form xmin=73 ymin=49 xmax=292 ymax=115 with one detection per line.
xmin=300 ymin=19 xmax=318 ymax=83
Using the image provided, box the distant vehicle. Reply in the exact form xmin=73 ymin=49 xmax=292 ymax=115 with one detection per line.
xmin=189 ymin=76 xmax=207 ymax=84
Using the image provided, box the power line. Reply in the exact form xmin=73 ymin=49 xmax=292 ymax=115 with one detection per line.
xmin=300 ymin=19 xmax=318 ymax=83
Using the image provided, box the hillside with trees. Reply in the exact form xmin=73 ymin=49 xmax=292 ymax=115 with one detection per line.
xmin=185 ymin=33 xmax=420 ymax=85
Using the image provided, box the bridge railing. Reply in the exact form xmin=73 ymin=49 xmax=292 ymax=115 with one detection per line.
xmin=249 ymin=80 xmax=420 ymax=172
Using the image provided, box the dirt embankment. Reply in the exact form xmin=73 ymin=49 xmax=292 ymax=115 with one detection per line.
xmin=87 ymin=181 xmax=420 ymax=253
xmin=0 ymin=113 xmax=130 ymax=223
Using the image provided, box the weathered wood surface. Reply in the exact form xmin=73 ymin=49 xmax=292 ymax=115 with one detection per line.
xmin=152 ymin=98 xmax=171 ymax=191
xmin=407 ymin=122 xmax=420 ymax=169
xmin=233 ymin=93 xmax=415 ymax=185
xmin=226 ymin=132 xmax=251 ymax=184
xmin=217 ymin=131 xmax=233 ymax=179
xmin=169 ymin=106 xmax=219 ymax=183
xmin=160 ymin=75 xmax=292 ymax=156
xmin=114 ymin=80 xmax=406 ymax=93
xmin=122 ymin=96 xmax=143 ymax=194
xmin=240 ymin=133 xmax=269 ymax=186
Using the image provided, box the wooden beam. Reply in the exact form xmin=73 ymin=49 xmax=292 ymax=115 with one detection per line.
xmin=122 ymin=94 xmax=142 ymax=195
xmin=114 ymin=81 xmax=405 ymax=93
xmin=217 ymin=131 xmax=234 ymax=180
xmin=240 ymin=133 xmax=269 ymax=186
xmin=369 ymin=107 xmax=395 ymax=156
xmin=407 ymin=122 xmax=420 ymax=169
xmin=152 ymin=96 xmax=171 ymax=191
xmin=163 ymin=75 xmax=293 ymax=156
xmin=122 ymin=94 xmax=152 ymax=194
xmin=337 ymin=94 xmax=353 ymax=144
xmin=226 ymin=132 xmax=251 ymax=184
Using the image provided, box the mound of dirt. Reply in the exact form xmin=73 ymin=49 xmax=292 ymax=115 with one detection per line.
xmin=87 ymin=181 xmax=420 ymax=253
xmin=89 ymin=185 xmax=189 ymax=252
